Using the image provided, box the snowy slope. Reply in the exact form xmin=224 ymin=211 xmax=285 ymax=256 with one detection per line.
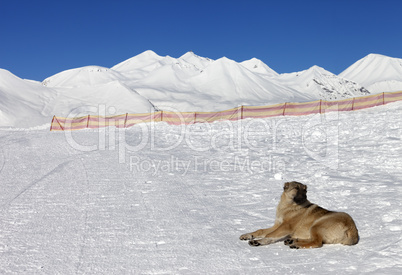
xmin=0 ymin=69 xmax=58 ymax=127
xmin=42 ymin=66 xmax=127 ymax=88
xmin=0 ymin=69 xmax=155 ymax=127
xmin=340 ymin=54 xmax=402 ymax=93
xmin=112 ymin=50 xmax=172 ymax=80
xmin=0 ymin=101 xmax=401 ymax=274
xmin=51 ymin=82 xmax=156 ymax=117
xmin=241 ymin=58 xmax=279 ymax=77
xmin=114 ymin=53 xmax=310 ymax=112
xmin=188 ymin=57 xmax=298 ymax=101
xmin=110 ymin=51 xmax=386 ymax=111
xmin=179 ymin=51 xmax=214 ymax=72
xmin=2 ymin=51 xmax=402 ymax=128
xmin=276 ymin=66 xmax=370 ymax=101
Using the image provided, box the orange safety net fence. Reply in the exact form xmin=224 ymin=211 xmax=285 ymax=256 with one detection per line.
xmin=50 ymin=91 xmax=402 ymax=131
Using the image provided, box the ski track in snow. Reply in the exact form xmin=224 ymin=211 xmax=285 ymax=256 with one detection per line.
xmin=0 ymin=103 xmax=402 ymax=274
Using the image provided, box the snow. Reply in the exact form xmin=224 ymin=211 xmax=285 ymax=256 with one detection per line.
xmin=185 ymin=57 xmax=310 ymax=109
xmin=340 ymin=54 xmax=402 ymax=93
xmin=179 ymin=51 xmax=214 ymax=72
xmin=50 ymin=81 xmax=156 ymax=117
xmin=3 ymin=51 xmax=402 ymax=128
xmin=1 ymin=101 xmax=401 ymax=274
xmin=240 ymin=58 xmax=279 ymax=77
xmin=0 ymin=69 xmax=58 ymax=127
xmin=112 ymin=50 xmax=165 ymax=77
xmin=275 ymin=66 xmax=370 ymax=101
xmin=0 ymin=69 xmax=155 ymax=128
xmin=42 ymin=66 xmax=126 ymax=88
xmin=1 ymin=51 xmax=402 ymax=272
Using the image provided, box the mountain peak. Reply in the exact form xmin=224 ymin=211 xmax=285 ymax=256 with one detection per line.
xmin=42 ymin=66 xmax=124 ymax=88
xmin=307 ymin=65 xmax=333 ymax=75
xmin=179 ymin=51 xmax=199 ymax=59
xmin=216 ymin=56 xmax=234 ymax=62
xmin=241 ymin=58 xmax=278 ymax=76
xmin=340 ymin=53 xmax=402 ymax=91
xmin=365 ymin=53 xmax=389 ymax=60
xmin=178 ymin=51 xmax=213 ymax=70
xmin=136 ymin=50 xmax=161 ymax=59
xmin=112 ymin=50 xmax=163 ymax=72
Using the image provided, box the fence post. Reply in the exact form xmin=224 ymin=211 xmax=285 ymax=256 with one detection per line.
xmin=194 ymin=112 xmax=197 ymax=124
xmin=283 ymin=103 xmax=287 ymax=116
xmin=56 ymin=117 xmax=64 ymax=131
xmin=124 ymin=113 xmax=128 ymax=128
xmin=352 ymin=98 xmax=355 ymax=111
xmin=50 ymin=116 xmax=55 ymax=131
xmin=87 ymin=115 xmax=90 ymax=128
xmin=160 ymin=111 xmax=163 ymax=122
xmin=319 ymin=100 xmax=322 ymax=114
xmin=241 ymin=105 xmax=244 ymax=120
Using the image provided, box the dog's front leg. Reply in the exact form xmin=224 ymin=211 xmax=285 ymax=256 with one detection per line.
xmin=240 ymin=224 xmax=280 ymax=241
xmin=247 ymin=224 xmax=291 ymax=246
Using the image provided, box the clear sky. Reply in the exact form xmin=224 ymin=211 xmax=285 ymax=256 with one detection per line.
xmin=1 ymin=0 xmax=401 ymax=81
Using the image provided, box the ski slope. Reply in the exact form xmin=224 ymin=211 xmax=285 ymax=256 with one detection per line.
xmin=1 ymin=101 xmax=401 ymax=274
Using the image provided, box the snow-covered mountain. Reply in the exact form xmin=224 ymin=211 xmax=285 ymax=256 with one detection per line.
xmin=240 ymin=57 xmax=279 ymax=77
xmin=276 ymin=65 xmax=370 ymax=101
xmin=0 ymin=69 xmax=57 ymax=127
xmin=340 ymin=53 xmax=402 ymax=93
xmin=128 ymin=55 xmax=311 ymax=112
xmin=0 ymin=68 xmax=155 ymax=127
xmin=42 ymin=66 xmax=127 ymax=88
xmin=1 ymin=51 xmax=401 ymax=128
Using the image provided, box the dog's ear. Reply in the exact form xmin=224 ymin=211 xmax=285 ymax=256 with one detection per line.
xmin=303 ymin=184 xmax=307 ymax=191
xmin=284 ymin=182 xmax=290 ymax=190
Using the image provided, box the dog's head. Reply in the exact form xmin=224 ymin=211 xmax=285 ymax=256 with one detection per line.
xmin=283 ymin=181 xmax=307 ymax=204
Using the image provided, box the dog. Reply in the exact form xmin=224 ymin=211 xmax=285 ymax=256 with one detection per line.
xmin=239 ymin=181 xmax=359 ymax=249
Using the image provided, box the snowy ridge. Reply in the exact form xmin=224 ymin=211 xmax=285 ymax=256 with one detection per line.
xmin=1 ymin=51 xmax=402 ymax=128
xmin=179 ymin=51 xmax=214 ymax=72
xmin=277 ymin=66 xmax=370 ymax=101
xmin=0 ymin=69 xmax=57 ymax=127
xmin=112 ymin=50 xmax=165 ymax=76
xmin=0 ymin=69 xmax=155 ymax=127
xmin=42 ymin=66 xmax=127 ymax=88
xmin=241 ymin=58 xmax=279 ymax=77
xmin=340 ymin=53 xmax=402 ymax=93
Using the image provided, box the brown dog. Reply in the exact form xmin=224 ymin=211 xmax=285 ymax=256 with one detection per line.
xmin=239 ymin=181 xmax=359 ymax=249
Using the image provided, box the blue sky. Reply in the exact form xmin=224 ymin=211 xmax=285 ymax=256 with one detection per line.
xmin=1 ymin=0 xmax=401 ymax=81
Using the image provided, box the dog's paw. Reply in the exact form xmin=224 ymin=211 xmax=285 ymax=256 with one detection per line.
xmin=248 ymin=240 xmax=261 ymax=246
xmin=284 ymin=238 xmax=299 ymax=248
xmin=284 ymin=238 xmax=294 ymax=245
xmin=239 ymin=233 xmax=254 ymax=241
xmin=284 ymin=238 xmax=300 ymax=249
